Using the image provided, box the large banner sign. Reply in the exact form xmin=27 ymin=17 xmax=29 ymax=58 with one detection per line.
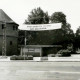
xmin=19 ymin=23 xmax=61 ymax=31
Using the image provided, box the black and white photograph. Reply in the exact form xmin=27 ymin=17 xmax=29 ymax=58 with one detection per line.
xmin=0 ymin=0 xmax=80 ymax=80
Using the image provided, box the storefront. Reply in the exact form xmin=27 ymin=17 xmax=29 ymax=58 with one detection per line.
xmin=20 ymin=45 xmax=62 ymax=57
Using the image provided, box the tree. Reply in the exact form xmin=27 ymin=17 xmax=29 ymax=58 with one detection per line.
xmin=50 ymin=12 xmax=74 ymax=49
xmin=50 ymin=12 xmax=66 ymax=24
xmin=50 ymin=12 xmax=74 ymax=34
xmin=76 ymin=26 xmax=80 ymax=36
xmin=62 ymin=23 xmax=74 ymax=35
xmin=23 ymin=7 xmax=50 ymax=45
xmin=50 ymin=12 xmax=74 ymax=35
xmin=74 ymin=27 xmax=80 ymax=50
xmin=25 ymin=7 xmax=49 ymax=24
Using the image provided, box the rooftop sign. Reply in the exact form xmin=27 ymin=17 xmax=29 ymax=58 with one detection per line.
xmin=19 ymin=23 xmax=61 ymax=31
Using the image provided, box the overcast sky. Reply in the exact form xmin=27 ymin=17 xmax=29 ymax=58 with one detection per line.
xmin=0 ymin=0 xmax=80 ymax=32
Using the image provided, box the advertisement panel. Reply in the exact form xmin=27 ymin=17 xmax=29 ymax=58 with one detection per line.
xmin=19 ymin=23 xmax=61 ymax=31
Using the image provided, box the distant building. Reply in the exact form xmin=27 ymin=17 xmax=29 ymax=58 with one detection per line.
xmin=0 ymin=9 xmax=19 ymax=55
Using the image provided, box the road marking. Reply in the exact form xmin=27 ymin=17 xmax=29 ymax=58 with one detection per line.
xmin=18 ymin=70 xmax=80 ymax=74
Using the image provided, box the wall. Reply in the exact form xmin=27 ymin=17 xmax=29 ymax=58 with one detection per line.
xmin=0 ymin=22 xmax=18 ymax=56
xmin=21 ymin=47 xmax=41 ymax=57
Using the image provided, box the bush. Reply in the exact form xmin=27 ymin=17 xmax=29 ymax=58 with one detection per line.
xmin=56 ymin=49 xmax=71 ymax=57
xmin=56 ymin=53 xmax=62 ymax=57
xmin=16 ymin=56 xmax=24 ymax=60
xmin=61 ymin=52 xmax=71 ymax=57
xmin=10 ymin=55 xmax=17 ymax=60
xmin=10 ymin=55 xmax=33 ymax=60
xmin=48 ymin=54 xmax=55 ymax=57
xmin=28 ymin=55 xmax=33 ymax=60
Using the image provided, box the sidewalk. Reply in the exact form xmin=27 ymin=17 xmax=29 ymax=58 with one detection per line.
xmin=48 ymin=57 xmax=80 ymax=62
xmin=0 ymin=54 xmax=80 ymax=62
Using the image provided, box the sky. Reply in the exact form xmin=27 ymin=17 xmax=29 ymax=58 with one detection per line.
xmin=0 ymin=0 xmax=80 ymax=33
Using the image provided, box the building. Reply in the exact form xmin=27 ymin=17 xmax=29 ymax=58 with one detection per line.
xmin=19 ymin=24 xmax=62 ymax=57
xmin=20 ymin=45 xmax=62 ymax=57
xmin=0 ymin=9 xmax=19 ymax=56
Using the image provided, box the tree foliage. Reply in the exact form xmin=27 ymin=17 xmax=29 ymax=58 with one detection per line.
xmin=74 ymin=27 xmax=80 ymax=49
xmin=50 ymin=12 xmax=74 ymax=34
xmin=23 ymin=7 xmax=50 ymax=45
xmin=50 ymin=12 xmax=66 ymax=24
xmin=76 ymin=27 xmax=80 ymax=36
xmin=19 ymin=8 xmax=75 ymax=51
xmin=25 ymin=7 xmax=49 ymax=24
xmin=50 ymin=12 xmax=74 ymax=49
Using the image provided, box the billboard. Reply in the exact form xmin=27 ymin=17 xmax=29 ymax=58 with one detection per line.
xmin=19 ymin=23 xmax=61 ymax=31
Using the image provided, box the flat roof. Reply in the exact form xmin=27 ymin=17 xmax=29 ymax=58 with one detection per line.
xmin=19 ymin=45 xmax=62 ymax=48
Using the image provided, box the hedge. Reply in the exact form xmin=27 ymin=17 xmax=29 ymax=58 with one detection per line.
xmin=10 ymin=55 xmax=33 ymax=60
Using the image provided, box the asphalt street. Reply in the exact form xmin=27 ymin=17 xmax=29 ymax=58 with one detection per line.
xmin=0 ymin=62 xmax=80 ymax=80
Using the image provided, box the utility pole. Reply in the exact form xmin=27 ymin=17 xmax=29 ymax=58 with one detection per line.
xmin=24 ymin=30 xmax=27 ymax=60
xmin=2 ymin=21 xmax=6 ymax=57
xmin=24 ymin=30 xmax=27 ymax=46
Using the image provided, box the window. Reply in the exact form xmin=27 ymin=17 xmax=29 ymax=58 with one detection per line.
xmin=2 ymin=24 xmax=4 ymax=29
xmin=13 ymin=25 xmax=18 ymax=30
xmin=13 ymin=26 xmax=15 ymax=30
xmin=16 ymin=26 xmax=18 ymax=30
xmin=10 ymin=41 xmax=12 ymax=45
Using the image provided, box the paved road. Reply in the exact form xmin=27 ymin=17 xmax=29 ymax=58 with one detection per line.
xmin=0 ymin=61 xmax=80 ymax=80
